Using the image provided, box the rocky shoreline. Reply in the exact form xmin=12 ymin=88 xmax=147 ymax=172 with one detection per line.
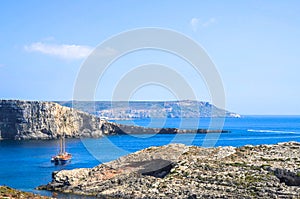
xmin=0 ymin=100 xmax=229 ymax=140
xmin=0 ymin=186 xmax=51 ymax=199
xmin=39 ymin=142 xmax=300 ymax=198
xmin=107 ymin=123 xmax=230 ymax=135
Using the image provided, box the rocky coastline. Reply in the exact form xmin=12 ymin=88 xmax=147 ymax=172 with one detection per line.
xmin=39 ymin=141 xmax=300 ymax=198
xmin=0 ymin=186 xmax=51 ymax=199
xmin=0 ymin=100 xmax=229 ymax=140
xmin=0 ymin=100 xmax=107 ymax=139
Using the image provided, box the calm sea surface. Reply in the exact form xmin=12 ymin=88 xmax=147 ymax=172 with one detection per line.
xmin=0 ymin=116 xmax=300 ymax=196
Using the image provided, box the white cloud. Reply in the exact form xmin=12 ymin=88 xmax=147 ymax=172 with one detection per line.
xmin=190 ymin=18 xmax=200 ymax=32
xmin=24 ymin=42 xmax=94 ymax=60
xmin=190 ymin=17 xmax=216 ymax=32
xmin=202 ymin=18 xmax=216 ymax=27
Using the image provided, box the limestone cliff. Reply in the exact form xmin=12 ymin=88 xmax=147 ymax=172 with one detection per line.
xmin=0 ymin=100 xmax=109 ymax=140
xmin=0 ymin=100 xmax=228 ymax=140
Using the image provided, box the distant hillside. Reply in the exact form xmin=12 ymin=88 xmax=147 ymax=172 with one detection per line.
xmin=56 ymin=100 xmax=240 ymax=119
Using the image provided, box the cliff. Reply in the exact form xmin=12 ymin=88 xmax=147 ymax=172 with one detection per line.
xmin=39 ymin=142 xmax=300 ymax=198
xmin=0 ymin=100 xmax=229 ymax=140
xmin=0 ymin=100 xmax=110 ymax=140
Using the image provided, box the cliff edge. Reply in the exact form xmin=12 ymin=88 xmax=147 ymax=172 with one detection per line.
xmin=0 ymin=100 xmax=229 ymax=140
xmin=0 ymin=100 xmax=112 ymax=139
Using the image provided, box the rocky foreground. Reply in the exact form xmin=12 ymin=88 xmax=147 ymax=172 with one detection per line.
xmin=0 ymin=186 xmax=51 ymax=199
xmin=39 ymin=142 xmax=300 ymax=198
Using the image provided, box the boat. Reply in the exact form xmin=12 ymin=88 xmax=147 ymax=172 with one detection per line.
xmin=51 ymin=136 xmax=72 ymax=165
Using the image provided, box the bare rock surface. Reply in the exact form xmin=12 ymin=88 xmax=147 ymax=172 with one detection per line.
xmin=39 ymin=142 xmax=300 ymax=198
xmin=0 ymin=185 xmax=52 ymax=199
xmin=0 ymin=100 xmax=111 ymax=139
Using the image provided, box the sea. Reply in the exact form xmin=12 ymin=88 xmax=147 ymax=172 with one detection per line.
xmin=0 ymin=116 xmax=300 ymax=197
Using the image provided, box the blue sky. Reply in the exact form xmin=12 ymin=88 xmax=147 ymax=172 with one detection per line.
xmin=0 ymin=1 xmax=299 ymax=115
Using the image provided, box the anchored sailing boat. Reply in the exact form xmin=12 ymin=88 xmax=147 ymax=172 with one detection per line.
xmin=51 ymin=136 xmax=72 ymax=165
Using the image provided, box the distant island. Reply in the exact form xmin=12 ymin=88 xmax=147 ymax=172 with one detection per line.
xmin=56 ymin=100 xmax=241 ymax=119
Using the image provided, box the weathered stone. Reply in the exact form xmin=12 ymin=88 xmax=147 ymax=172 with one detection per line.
xmin=0 ymin=100 xmax=110 ymax=139
xmin=0 ymin=186 xmax=52 ymax=199
xmin=39 ymin=142 xmax=300 ymax=198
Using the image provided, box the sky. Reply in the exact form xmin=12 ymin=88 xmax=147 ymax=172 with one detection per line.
xmin=0 ymin=0 xmax=299 ymax=115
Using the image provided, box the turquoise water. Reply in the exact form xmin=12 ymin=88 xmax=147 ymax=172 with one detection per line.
xmin=0 ymin=116 xmax=300 ymax=196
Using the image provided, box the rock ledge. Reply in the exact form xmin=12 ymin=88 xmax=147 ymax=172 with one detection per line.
xmin=39 ymin=142 xmax=300 ymax=198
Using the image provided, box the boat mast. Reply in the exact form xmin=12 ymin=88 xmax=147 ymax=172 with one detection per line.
xmin=61 ymin=132 xmax=66 ymax=154
xmin=60 ymin=137 xmax=63 ymax=154
xmin=62 ymin=136 xmax=65 ymax=153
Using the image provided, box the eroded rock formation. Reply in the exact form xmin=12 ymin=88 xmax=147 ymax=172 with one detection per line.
xmin=39 ymin=142 xmax=300 ymax=198
xmin=0 ymin=100 xmax=108 ymax=139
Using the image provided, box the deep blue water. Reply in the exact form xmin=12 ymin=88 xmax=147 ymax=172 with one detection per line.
xmin=0 ymin=116 xmax=300 ymax=196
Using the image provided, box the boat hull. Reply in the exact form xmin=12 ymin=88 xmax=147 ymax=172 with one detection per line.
xmin=51 ymin=137 xmax=72 ymax=165
xmin=51 ymin=158 xmax=71 ymax=165
xmin=51 ymin=153 xmax=72 ymax=165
